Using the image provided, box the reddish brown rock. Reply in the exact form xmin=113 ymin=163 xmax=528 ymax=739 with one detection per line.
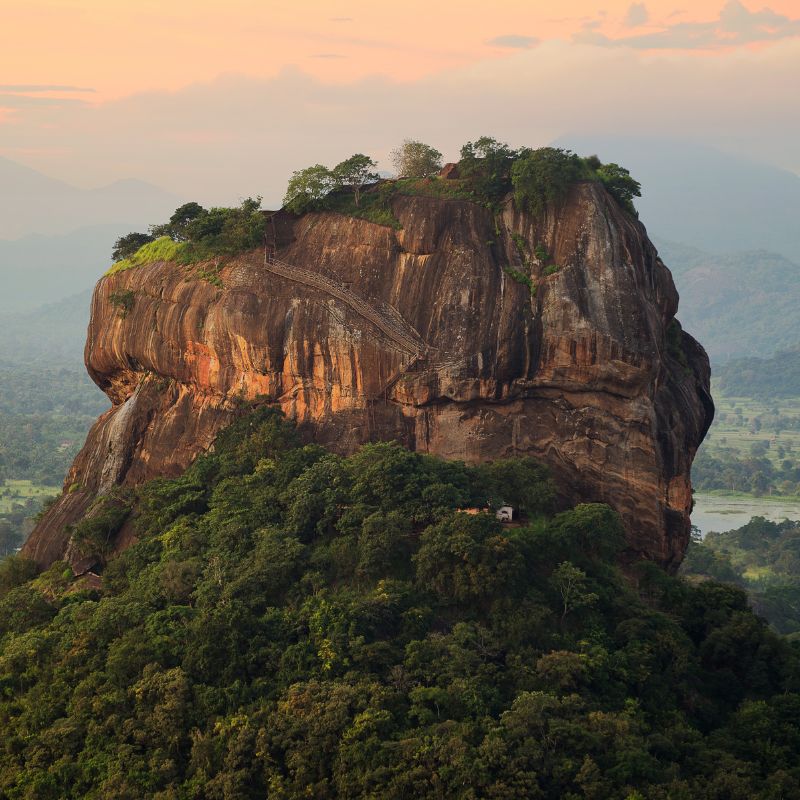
xmin=438 ymin=162 xmax=460 ymax=179
xmin=24 ymin=183 xmax=713 ymax=571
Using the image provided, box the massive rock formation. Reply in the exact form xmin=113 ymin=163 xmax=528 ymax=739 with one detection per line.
xmin=24 ymin=182 xmax=713 ymax=570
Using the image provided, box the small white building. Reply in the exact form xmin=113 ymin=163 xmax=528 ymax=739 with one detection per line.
xmin=495 ymin=506 xmax=514 ymax=522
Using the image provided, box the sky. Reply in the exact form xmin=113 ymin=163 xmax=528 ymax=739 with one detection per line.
xmin=1 ymin=0 xmax=799 ymax=204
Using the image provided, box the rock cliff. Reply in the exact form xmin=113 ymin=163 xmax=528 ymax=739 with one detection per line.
xmin=24 ymin=182 xmax=713 ymax=570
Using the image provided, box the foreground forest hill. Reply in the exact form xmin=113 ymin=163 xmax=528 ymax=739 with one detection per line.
xmin=2 ymin=408 xmax=800 ymax=798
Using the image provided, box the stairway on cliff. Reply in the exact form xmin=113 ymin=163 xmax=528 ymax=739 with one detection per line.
xmin=264 ymin=253 xmax=427 ymax=357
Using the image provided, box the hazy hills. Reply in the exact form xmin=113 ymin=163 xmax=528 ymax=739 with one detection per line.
xmin=0 ymin=155 xmax=182 ymax=313
xmin=0 ymin=156 xmax=180 ymax=241
xmin=0 ymin=225 xmax=137 ymax=313
xmin=556 ymin=136 xmax=800 ymax=263
xmin=714 ymin=347 xmax=800 ymax=399
xmin=659 ymin=240 xmax=800 ymax=362
xmin=0 ymin=290 xmax=94 ymax=365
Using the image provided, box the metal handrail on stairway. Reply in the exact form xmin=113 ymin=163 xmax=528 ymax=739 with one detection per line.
xmin=264 ymin=252 xmax=426 ymax=357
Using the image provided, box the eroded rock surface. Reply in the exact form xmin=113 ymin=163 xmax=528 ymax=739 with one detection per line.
xmin=24 ymin=183 xmax=713 ymax=570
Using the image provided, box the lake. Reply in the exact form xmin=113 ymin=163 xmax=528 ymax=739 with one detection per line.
xmin=692 ymin=493 xmax=800 ymax=536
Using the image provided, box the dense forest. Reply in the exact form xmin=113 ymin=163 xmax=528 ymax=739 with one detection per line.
xmin=1 ymin=408 xmax=799 ymax=798
xmin=682 ymin=517 xmax=800 ymax=637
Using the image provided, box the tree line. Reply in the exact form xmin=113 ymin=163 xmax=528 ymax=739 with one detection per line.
xmin=682 ymin=516 xmax=800 ymax=636
xmin=693 ymin=447 xmax=800 ymax=496
xmin=717 ymin=346 xmax=800 ymax=399
xmin=284 ymin=136 xmax=642 ymax=218
xmin=111 ymin=198 xmax=265 ymax=267
xmin=110 ymin=137 xmax=642 ymax=272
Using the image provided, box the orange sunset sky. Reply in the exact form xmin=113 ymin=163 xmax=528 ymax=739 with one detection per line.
xmin=1 ymin=0 xmax=799 ymax=201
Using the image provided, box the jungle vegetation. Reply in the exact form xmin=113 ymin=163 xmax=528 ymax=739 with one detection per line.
xmin=108 ymin=198 xmax=265 ymax=275
xmin=110 ymin=138 xmax=641 ymax=274
xmin=1 ymin=408 xmax=799 ymax=798
xmin=284 ymin=137 xmax=641 ymax=222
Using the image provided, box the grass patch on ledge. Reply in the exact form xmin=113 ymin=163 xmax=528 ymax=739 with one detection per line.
xmin=322 ymin=176 xmax=485 ymax=230
xmin=324 ymin=188 xmax=404 ymax=230
xmin=106 ymin=237 xmax=188 ymax=276
xmin=106 ymin=237 xmax=252 ymax=279
xmin=392 ymin=176 xmax=480 ymax=202
xmin=106 ymin=198 xmax=265 ymax=276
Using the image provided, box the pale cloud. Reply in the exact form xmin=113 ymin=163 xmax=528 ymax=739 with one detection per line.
xmin=486 ymin=35 xmax=539 ymax=49
xmin=0 ymin=84 xmax=95 ymax=93
xmin=0 ymin=94 xmax=87 ymax=108
xmin=577 ymin=0 xmax=800 ymax=49
xmin=624 ymin=3 xmax=649 ymax=27
xmin=1 ymin=39 xmax=798 ymax=203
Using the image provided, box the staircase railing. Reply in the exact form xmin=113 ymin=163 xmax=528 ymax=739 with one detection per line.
xmin=264 ymin=252 xmax=426 ymax=357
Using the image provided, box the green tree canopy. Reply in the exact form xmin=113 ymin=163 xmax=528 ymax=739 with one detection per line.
xmin=458 ymin=136 xmax=517 ymax=203
xmin=111 ymin=231 xmax=155 ymax=262
xmin=511 ymin=147 xmax=587 ymax=216
xmin=595 ymin=162 xmax=642 ymax=217
xmin=110 ymin=198 xmax=264 ymax=271
xmin=390 ymin=139 xmax=443 ymax=178
xmin=283 ymin=164 xmax=336 ymax=213
xmin=549 ymin=560 xmax=598 ymax=626
xmin=1 ymin=409 xmax=799 ymax=797
xmin=332 ymin=154 xmax=379 ymax=206
xmin=160 ymin=200 xmax=207 ymax=240
xmin=474 ymin=456 xmax=555 ymax=516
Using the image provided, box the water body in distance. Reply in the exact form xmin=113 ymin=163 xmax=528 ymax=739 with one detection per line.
xmin=692 ymin=493 xmax=800 ymax=537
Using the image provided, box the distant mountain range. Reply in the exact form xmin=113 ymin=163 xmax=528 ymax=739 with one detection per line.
xmin=555 ymin=136 xmax=800 ymax=263
xmin=659 ymin=239 xmax=800 ymax=363
xmin=0 ymin=290 xmax=93 ymax=365
xmin=1 ymin=145 xmax=799 ymax=362
xmin=0 ymin=224 xmax=136 ymax=313
xmin=0 ymin=156 xmax=180 ymax=240
xmin=0 ymin=155 xmax=183 ymax=313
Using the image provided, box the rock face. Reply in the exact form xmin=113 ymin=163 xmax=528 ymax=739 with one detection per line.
xmin=24 ymin=183 xmax=713 ymax=570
